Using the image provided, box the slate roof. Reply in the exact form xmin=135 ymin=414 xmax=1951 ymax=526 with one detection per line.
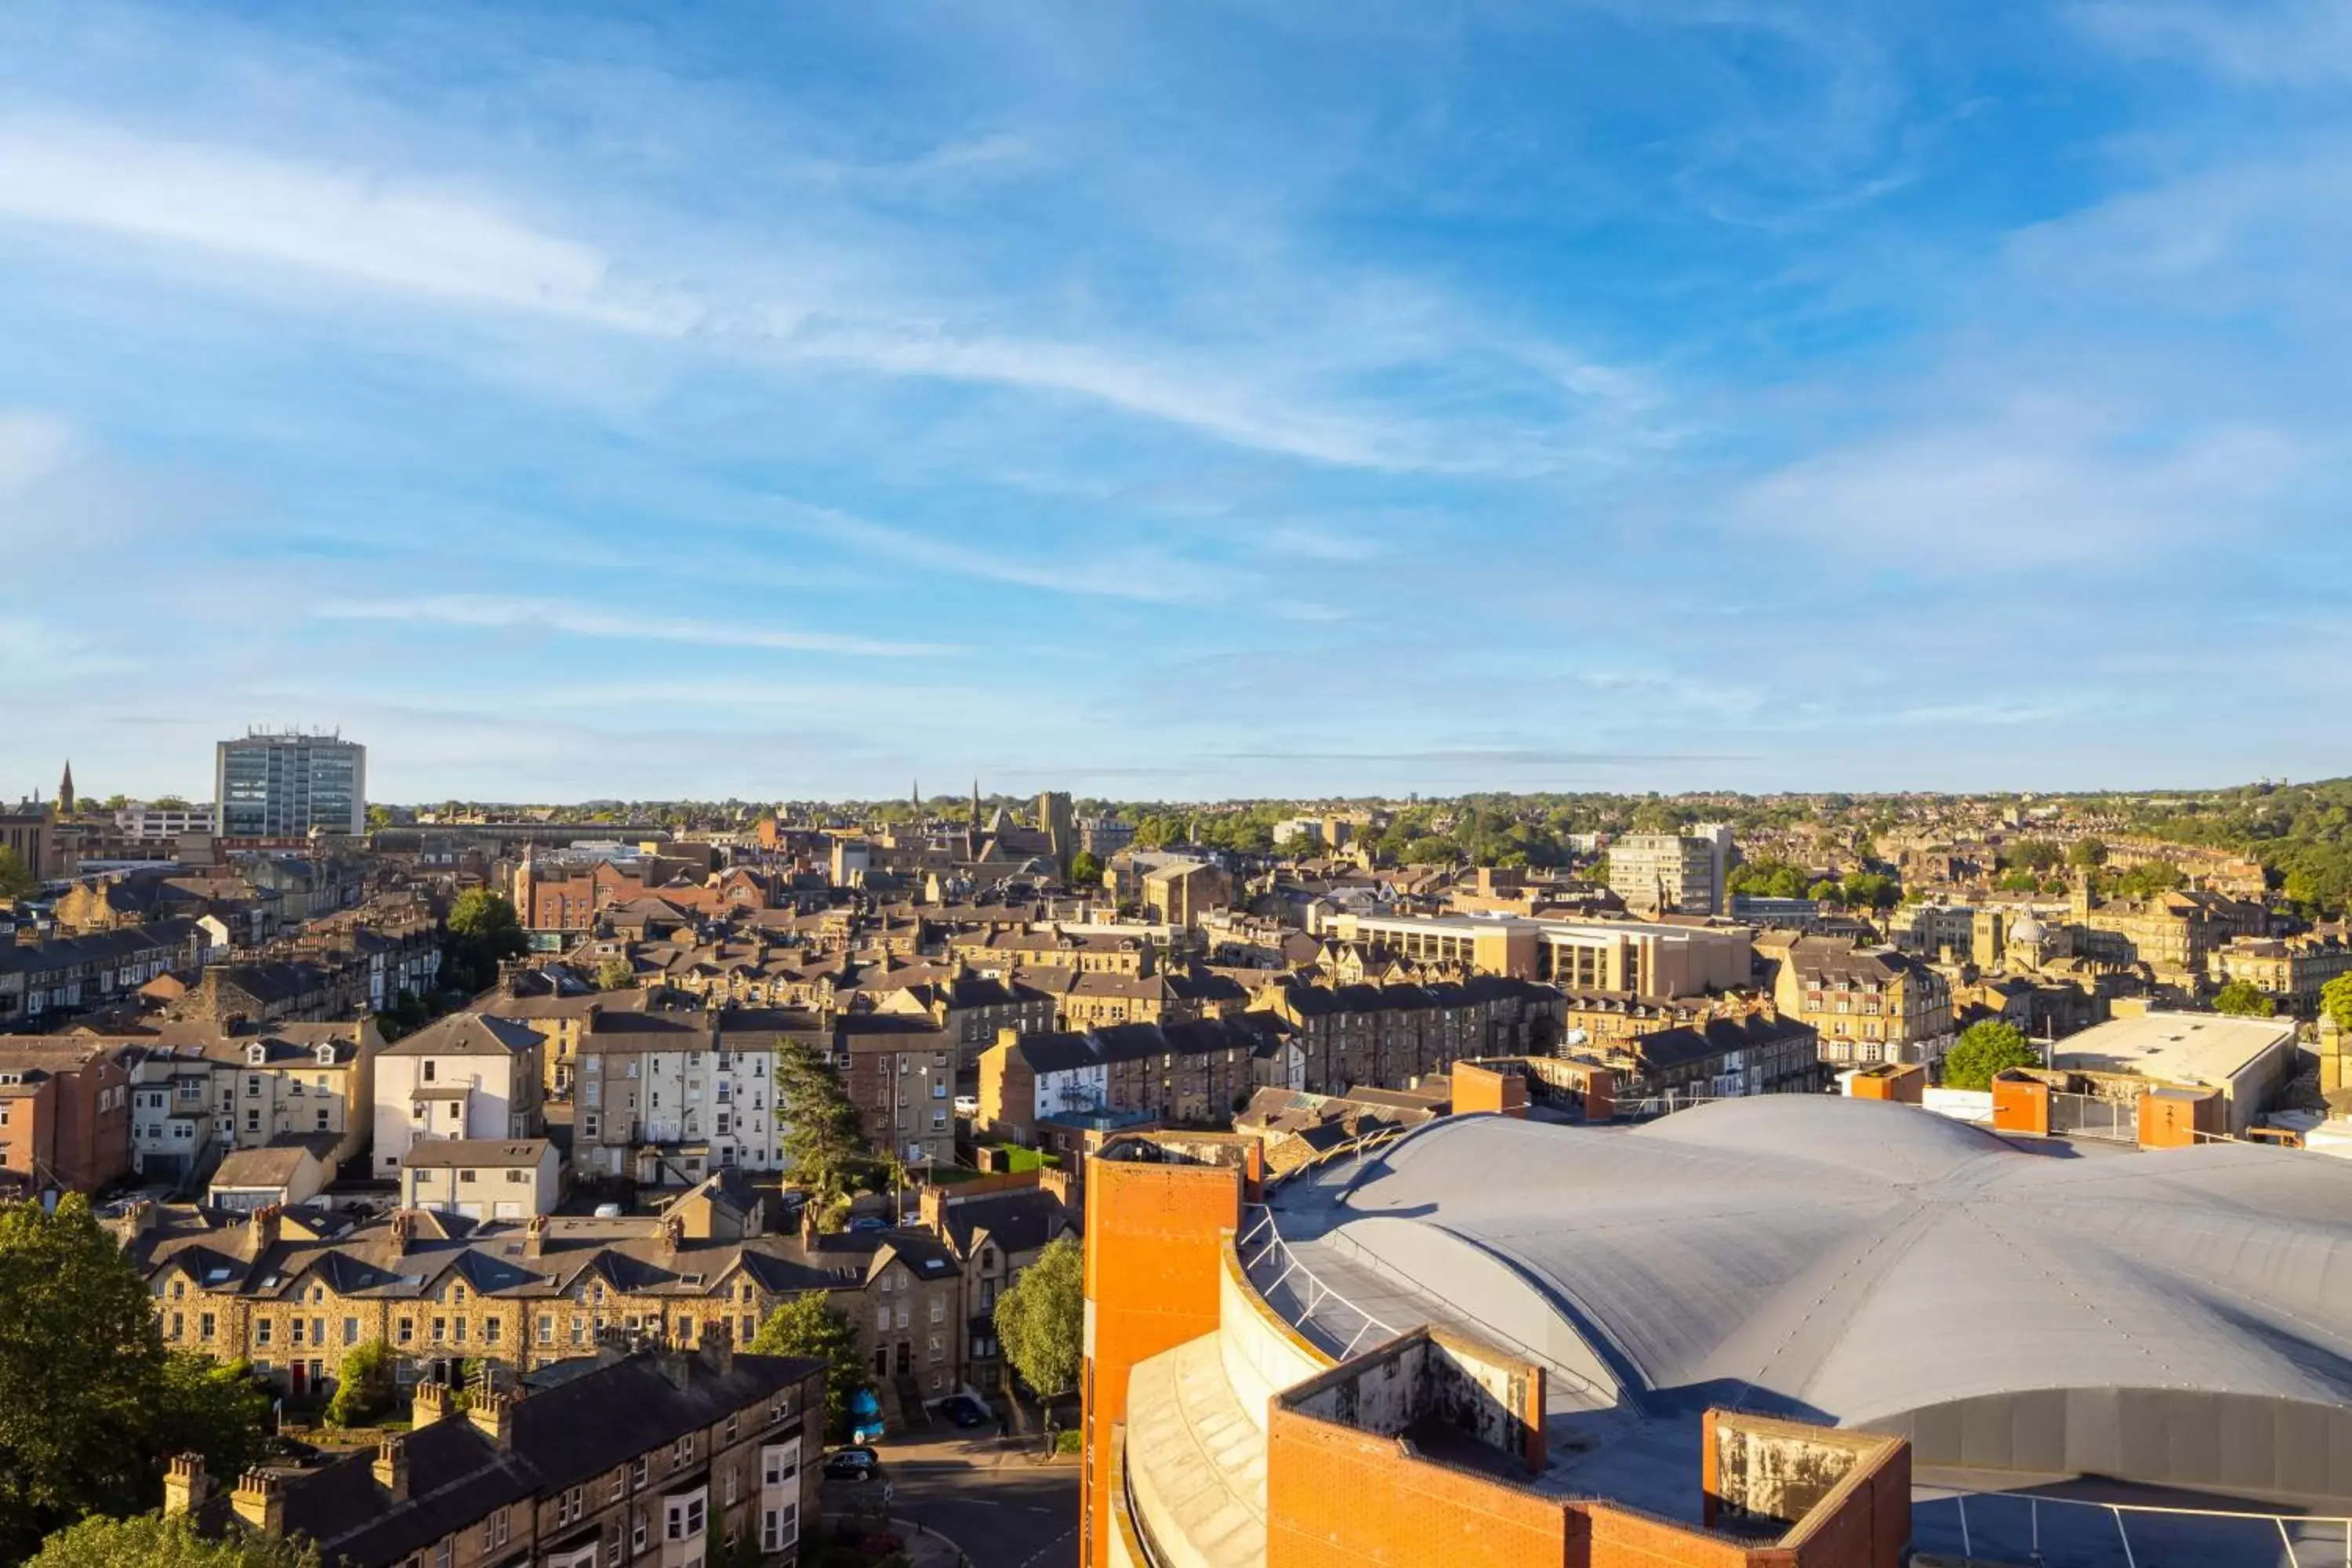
xmin=380 ymin=1014 xmax=542 ymax=1058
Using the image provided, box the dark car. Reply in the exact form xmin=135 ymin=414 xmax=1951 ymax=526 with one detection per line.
xmin=824 ymin=1447 xmax=882 ymax=1482
xmin=940 ymin=1394 xmax=990 ymax=1428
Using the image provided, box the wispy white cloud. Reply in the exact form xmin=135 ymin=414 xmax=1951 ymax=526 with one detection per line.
xmin=313 ymin=595 xmax=960 ymax=659
xmin=0 ymin=118 xmax=695 ymax=332
xmin=0 ymin=411 xmax=77 ymax=509
xmin=2069 ymin=0 xmax=2352 ymax=85
xmin=1734 ymin=400 xmax=2303 ymax=571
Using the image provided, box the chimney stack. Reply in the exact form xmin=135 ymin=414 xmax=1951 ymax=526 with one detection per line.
xmin=164 ymin=1454 xmax=210 ymax=1518
xmin=469 ymin=1389 xmax=517 ymax=1451
xmin=699 ymin=1316 xmax=735 ymax=1378
xmin=411 ymin=1378 xmax=453 ymax=1427
xmin=389 ymin=1209 xmax=416 ymax=1255
xmin=245 ymin=1204 xmax=283 ymax=1259
xmin=523 ymin=1214 xmax=550 ymax=1260
xmin=658 ymin=1214 xmax=684 ymax=1255
xmin=372 ymin=1436 xmax=409 ymax=1501
xmin=230 ymin=1469 xmax=285 ymax=1537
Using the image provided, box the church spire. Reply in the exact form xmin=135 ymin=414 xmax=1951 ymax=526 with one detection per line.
xmin=970 ymin=777 xmax=983 ymax=833
xmin=56 ymin=759 xmax=73 ymax=815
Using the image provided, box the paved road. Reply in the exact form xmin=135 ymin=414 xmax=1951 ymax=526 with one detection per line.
xmin=823 ymin=1431 xmax=1078 ymax=1568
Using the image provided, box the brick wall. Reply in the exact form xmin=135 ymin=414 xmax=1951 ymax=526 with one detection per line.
xmin=1264 ymin=1406 xmax=1570 ymax=1568
xmin=1079 ymin=1152 xmax=1243 ymax=1568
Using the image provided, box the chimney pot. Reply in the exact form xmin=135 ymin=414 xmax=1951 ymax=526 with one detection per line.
xmin=164 ymin=1453 xmax=210 ymax=1518
xmin=372 ymin=1436 xmax=410 ymax=1501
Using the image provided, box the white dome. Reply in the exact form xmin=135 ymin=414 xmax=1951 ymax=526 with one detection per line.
xmin=2009 ymin=912 xmax=2048 ymax=946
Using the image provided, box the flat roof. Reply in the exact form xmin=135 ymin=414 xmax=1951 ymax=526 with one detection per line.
xmin=2053 ymin=1011 xmax=2297 ymax=1091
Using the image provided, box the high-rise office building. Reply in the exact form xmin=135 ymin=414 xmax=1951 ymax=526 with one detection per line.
xmin=212 ymin=728 xmax=366 ymax=838
xmin=1605 ymin=824 xmax=1733 ymax=915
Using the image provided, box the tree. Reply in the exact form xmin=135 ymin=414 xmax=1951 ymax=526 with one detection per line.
xmin=0 ymin=1197 xmax=256 ymax=1560
xmin=994 ymin=1236 xmax=1083 ymax=1403
xmin=324 ymin=1341 xmax=396 ymax=1429
xmin=2067 ymin=838 xmax=2109 ymax=869
xmin=2111 ymin=861 xmax=2186 ymax=899
xmin=594 ymin=957 xmax=638 ymax=992
xmin=153 ymin=1355 xmax=270 ymax=1486
xmin=2325 ymin=973 xmax=2352 ymax=1036
xmin=0 ymin=847 xmax=36 ymax=900
xmin=777 ymin=1041 xmax=866 ymax=1211
xmin=444 ymin=889 xmax=528 ymax=993
xmin=1941 ymin=1020 xmax=2042 ymax=1091
xmin=749 ymin=1294 xmax=871 ymax=1440
xmin=27 ymin=1512 xmax=321 ymax=1568
xmin=2212 ymin=978 xmax=2277 ymax=1018
xmin=1067 ymin=850 xmax=1104 ymax=887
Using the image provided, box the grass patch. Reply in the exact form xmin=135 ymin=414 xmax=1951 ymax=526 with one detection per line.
xmin=990 ymin=1144 xmax=1062 ymax=1174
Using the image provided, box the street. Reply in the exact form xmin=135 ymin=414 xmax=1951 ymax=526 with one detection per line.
xmin=822 ymin=1428 xmax=1078 ymax=1568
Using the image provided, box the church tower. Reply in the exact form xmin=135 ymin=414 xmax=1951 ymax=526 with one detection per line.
xmin=56 ymin=760 xmax=74 ymax=815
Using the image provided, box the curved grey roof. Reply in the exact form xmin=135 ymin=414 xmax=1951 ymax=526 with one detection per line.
xmin=1267 ymin=1097 xmax=2352 ymax=1432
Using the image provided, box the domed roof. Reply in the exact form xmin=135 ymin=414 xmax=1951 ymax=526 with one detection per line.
xmin=1260 ymin=1098 xmax=2352 ymax=1440
xmin=2009 ymin=911 xmax=2048 ymax=945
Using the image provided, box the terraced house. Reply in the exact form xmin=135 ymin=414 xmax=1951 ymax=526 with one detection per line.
xmin=124 ymin=1175 xmax=970 ymax=1417
xmin=164 ymin=1339 xmax=825 ymax=1568
xmin=1247 ymin=974 xmax=1568 ymax=1095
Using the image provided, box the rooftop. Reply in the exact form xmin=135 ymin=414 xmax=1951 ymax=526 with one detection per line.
xmin=2053 ymin=1009 xmax=2298 ymax=1090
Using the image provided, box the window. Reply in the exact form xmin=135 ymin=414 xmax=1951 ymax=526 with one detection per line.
xmin=665 ymin=1492 xmax=707 ymax=1541
xmin=460 ymin=1170 xmax=477 ymax=1184
xmin=632 ymin=1457 xmax=649 ymax=1488
xmin=724 ymin=1468 xmax=738 ymax=1505
xmin=430 ymin=1316 xmax=447 ymax=1344
xmin=199 ymin=1312 xmax=216 ymax=1340
xmin=724 ymin=1414 xmax=738 ymax=1443
xmin=343 ymin=1316 xmax=359 ymax=1345
xmin=928 ymin=1334 xmax=943 ymax=1363
xmin=256 ymin=1319 xmax=272 ymax=1347
xmin=611 ymin=1470 xmax=626 ymax=1504
xmin=673 ymin=1432 xmax=695 ymax=1465
xmin=422 ymin=1061 xmax=436 ymax=1082
xmin=483 ymin=1318 xmax=500 ymax=1345
xmin=631 ymin=1510 xmax=648 ymax=1555
xmin=538 ymin=1315 xmax=554 ymax=1345
xmin=929 ymin=1297 xmax=946 ymax=1325
xmin=760 ymin=1504 xmax=798 ymax=1552
xmin=435 ymin=1540 xmax=451 ymax=1568
xmin=479 ymin=1508 xmax=509 ymax=1550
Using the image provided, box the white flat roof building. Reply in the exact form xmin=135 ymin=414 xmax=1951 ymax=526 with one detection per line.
xmin=2055 ymin=1010 xmax=2299 ymax=1134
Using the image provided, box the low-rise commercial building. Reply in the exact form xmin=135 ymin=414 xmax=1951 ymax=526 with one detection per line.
xmin=401 ymin=1138 xmax=563 ymax=1219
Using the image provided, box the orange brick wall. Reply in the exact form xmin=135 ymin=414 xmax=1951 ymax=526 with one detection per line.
xmin=1080 ymin=1156 xmax=1242 ymax=1568
xmin=1849 ymin=1065 xmax=1923 ymax=1105
xmin=1454 ymin=1062 xmax=1529 ymax=1119
xmin=1265 ymin=1405 xmax=1572 ymax=1568
xmin=1585 ymin=1505 xmax=1772 ymax=1568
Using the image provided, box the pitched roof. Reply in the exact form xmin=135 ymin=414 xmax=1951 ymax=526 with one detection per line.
xmin=379 ymin=1014 xmax=541 ymax=1058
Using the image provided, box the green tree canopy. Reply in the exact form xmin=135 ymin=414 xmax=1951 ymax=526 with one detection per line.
xmin=748 ymin=1294 xmax=871 ymax=1440
xmin=323 ymin=1341 xmax=396 ymax=1429
xmin=1725 ymin=858 xmax=1811 ymax=900
xmin=443 ymin=889 xmax=528 ymax=993
xmin=1067 ymin=850 xmax=1104 ymax=886
xmin=2212 ymin=978 xmax=2278 ymax=1018
xmin=27 ymin=1512 xmax=321 ymax=1568
xmin=2110 ymin=861 xmax=2186 ymax=899
xmin=994 ymin=1235 xmax=1083 ymax=1402
xmin=2325 ymin=973 xmax=2352 ymax=1035
xmin=0 ymin=847 xmax=36 ymax=900
xmin=2067 ymin=838 xmax=2109 ymax=869
xmin=777 ymin=1041 xmax=866 ymax=1211
xmin=0 ymin=1197 xmax=268 ymax=1560
xmin=1941 ymin=1020 xmax=2041 ymax=1091
xmin=594 ymin=957 xmax=638 ymax=992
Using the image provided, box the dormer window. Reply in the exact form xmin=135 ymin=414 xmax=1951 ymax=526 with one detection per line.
xmin=247 ymin=1044 xmax=267 ymax=1066
xmin=317 ymin=1044 xmax=337 ymax=1066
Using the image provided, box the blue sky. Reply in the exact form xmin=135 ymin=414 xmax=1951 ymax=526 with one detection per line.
xmin=2 ymin=0 xmax=2346 ymax=804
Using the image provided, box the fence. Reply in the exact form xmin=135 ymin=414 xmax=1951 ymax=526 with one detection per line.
xmin=2049 ymin=1090 xmax=2137 ymax=1142
xmin=1913 ymin=1489 xmax=2352 ymax=1567
xmin=1236 ymin=1206 xmax=1405 ymax=1361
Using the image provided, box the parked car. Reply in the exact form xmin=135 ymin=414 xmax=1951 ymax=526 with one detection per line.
xmin=824 ymin=1446 xmax=883 ymax=1482
xmin=939 ymin=1394 xmax=990 ymax=1429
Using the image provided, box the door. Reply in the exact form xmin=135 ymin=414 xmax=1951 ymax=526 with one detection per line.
xmin=895 ymin=1341 xmax=912 ymax=1375
xmin=289 ymin=1362 xmax=306 ymax=1396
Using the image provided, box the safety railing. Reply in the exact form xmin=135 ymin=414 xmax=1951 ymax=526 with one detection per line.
xmin=1236 ymin=1206 xmax=1406 ymax=1362
xmin=1913 ymin=1487 xmax=2352 ymax=1567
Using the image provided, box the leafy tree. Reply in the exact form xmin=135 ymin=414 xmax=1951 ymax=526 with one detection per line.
xmin=1941 ymin=1020 xmax=2042 ymax=1091
xmin=2110 ymin=861 xmax=2186 ymax=899
xmin=2067 ymin=838 xmax=2108 ymax=869
xmin=994 ymin=1236 xmax=1083 ymax=1402
xmin=2001 ymin=839 xmax=2065 ymax=873
xmin=594 ymin=957 xmax=638 ymax=992
xmin=2322 ymin=973 xmax=2352 ymax=1034
xmin=27 ymin=1512 xmax=321 ymax=1568
xmin=375 ymin=989 xmax=433 ymax=1042
xmin=1067 ymin=850 xmax=1104 ymax=887
xmin=0 ymin=1197 xmax=255 ymax=1559
xmin=2212 ymin=978 xmax=2277 ymax=1018
xmin=0 ymin=847 xmax=36 ymax=900
xmin=151 ymin=796 xmax=191 ymax=812
xmin=1726 ymin=858 xmax=1811 ymax=900
xmin=444 ymin=890 xmax=528 ymax=993
xmin=778 ymin=1041 xmax=866 ymax=1210
xmin=324 ymin=1341 xmax=395 ymax=1428
xmin=153 ymin=1355 xmax=270 ymax=1485
xmin=749 ymin=1294 xmax=871 ymax=1441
